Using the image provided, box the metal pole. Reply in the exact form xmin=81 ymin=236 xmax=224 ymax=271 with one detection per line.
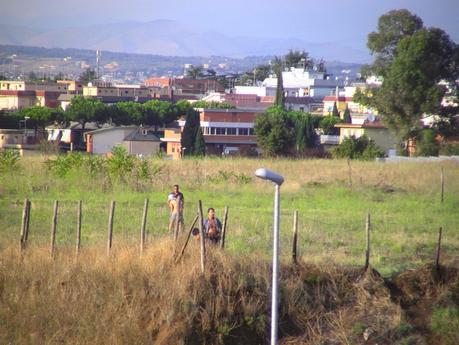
xmin=271 ymin=183 xmax=280 ymax=345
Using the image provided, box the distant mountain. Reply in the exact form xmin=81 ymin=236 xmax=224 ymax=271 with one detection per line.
xmin=0 ymin=20 xmax=370 ymax=63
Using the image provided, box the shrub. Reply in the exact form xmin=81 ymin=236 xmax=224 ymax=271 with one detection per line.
xmin=331 ymin=135 xmax=384 ymax=160
xmin=430 ymin=307 xmax=459 ymax=344
xmin=415 ymin=129 xmax=439 ymax=156
xmin=0 ymin=149 xmax=21 ymax=173
xmin=107 ymin=146 xmax=135 ymax=178
xmin=320 ymin=116 xmax=340 ymax=135
xmin=439 ymin=143 xmax=459 ymax=156
xmin=45 ymin=152 xmax=85 ymax=177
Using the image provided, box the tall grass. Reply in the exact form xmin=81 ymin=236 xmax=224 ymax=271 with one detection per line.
xmin=1 ymin=155 xmax=458 ymax=274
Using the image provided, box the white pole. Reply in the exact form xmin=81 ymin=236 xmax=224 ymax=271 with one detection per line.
xmin=271 ymin=183 xmax=280 ymax=345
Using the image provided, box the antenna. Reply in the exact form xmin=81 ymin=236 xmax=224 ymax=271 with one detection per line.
xmin=96 ymin=49 xmax=101 ymax=85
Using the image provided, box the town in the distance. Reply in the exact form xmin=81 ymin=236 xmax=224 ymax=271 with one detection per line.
xmin=0 ymin=9 xmax=458 ymax=160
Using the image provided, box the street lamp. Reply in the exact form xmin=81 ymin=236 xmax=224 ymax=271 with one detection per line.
xmin=23 ymin=116 xmax=30 ymax=144
xmin=254 ymin=168 xmax=284 ymax=345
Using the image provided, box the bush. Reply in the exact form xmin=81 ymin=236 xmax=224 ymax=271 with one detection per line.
xmin=439 ymin=143 xmax=459 ymax=156
xmin=107 ymin=146 xmax=135 ymax=178
xmin=430 ymin=307 xmax=459 ymax=345
xmin=0 ymin=149 xmax=21 ymax=173
xmin=415 ymin=129 xmax=439 ymax=156
xmin=331 ymin=135 xmax=384 ymax=160
xmin=320 ymin=116 xmax=340 ymax=135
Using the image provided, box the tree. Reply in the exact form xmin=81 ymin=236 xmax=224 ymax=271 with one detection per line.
xmin=284 ymin=49 xmax=314 ymax=69
xmin=343 ymin=104 xmax=351 ymax=123
xmin=18 ymin=106 xmax=53 ymax=138
xmin=320 ymin=116 xmax=340 ymax=135
xmin=254 ymin=106 xmax=293 ymax=156
xmin=79 ymin=68 xmax=96 ymax=84
xmin=291 ymin=112 xmax=319 ymax=152
xmin=332 ymin=102 xmax=340 ymax=118
xmin=65 ymin=96 xmax=105 ymax=129
xmin=331 ymin=135 xmax=384 ymax=160
xmin=367 ymin=9 xmax=423 ymax=76
xmin=186 ymin=65 xmax=204 ymax=79
xmin=359 ymin=10 xmax=459 ymax=146
xmin=272 ymin=57 xmax=285 ymax=109
xmin=181 ymin=108 xmax=205 ymax=156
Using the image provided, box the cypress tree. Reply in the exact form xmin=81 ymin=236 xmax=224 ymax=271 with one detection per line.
xmin=193 ymin=127 xmax=206 ymax=156
xmin=273 ymin=57 xmax=285 ymax=109
xmin=181 ymin=108 xmax=200 ymax=156
xmin=332 ymin=102 xmax=340 ymax=118
xmin=343 ymin=104 xmax=352 ymax=123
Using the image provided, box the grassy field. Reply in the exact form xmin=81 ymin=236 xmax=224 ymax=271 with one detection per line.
xmin=1 ymin=155 xmax=458 ymax=275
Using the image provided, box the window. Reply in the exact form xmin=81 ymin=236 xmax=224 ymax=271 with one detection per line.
xmin=216 ymin=127 xmax=225 ymax=135
xmin=125 ymin=90 xmax=129 ymax=94
xmin=239 ymin=128 xmax=249 ymax=136
xmin=172 ymin=147 xmax=175 ymax=153
xmin=300 ymin=107 xmax=304 ymax=112
xmin=227 ymin=128 xmax=236 ymax=135
xmin=249 ymin=128 xmax=255 ymax=135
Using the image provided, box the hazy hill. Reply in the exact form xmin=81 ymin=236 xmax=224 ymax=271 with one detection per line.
xmin=0 ymin=20 xmax=370 ymax=63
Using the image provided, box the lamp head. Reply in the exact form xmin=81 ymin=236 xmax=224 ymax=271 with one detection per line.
xmin=254 ymin=168 xmax=284 ymax=186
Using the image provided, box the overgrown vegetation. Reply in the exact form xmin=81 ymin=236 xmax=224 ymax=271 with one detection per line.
xmin=331 ymin=135 xmax=384 ymax=159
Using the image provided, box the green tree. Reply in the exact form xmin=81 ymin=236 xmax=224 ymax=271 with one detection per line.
xmin=331 ymin=135 xmax=384 ymax=160
xmin=79 ymin=68 xmax=96 ymax=84
xmin=284 ymin=49 xmax=314 ymax=69
xmin=358 ymin=10 xmax=459 ymax=148
xmin=181 ymin=108 xmax=204 ymax=156
xmin=415 ymin=129 xmax=439 ymax=156
xmin=320 ymin=116 xmax=340 ymax=135
xmin=291 ymin=112 xmax=318 ymax=152
xmin=366 ymin=9 xmax=423 ymax=76
xmin=186 ymin=65 xmax=204 ymax=79
xmin=254 ymin=106 xmax=293 ymax=156
xmin=272 ymin=57 xmax=285 ymax=109
xmin=192 ymin=100 xmax=235 ymax=109
xmin=332 ymin=102 xmax=340 ymax=117
xmin=18 ymin=106 xmax=53 ymax=138
xmin=343 ymin=104 xmax=351 ymax=123
xmin=65 ymin=96 xmax=105 ymax=129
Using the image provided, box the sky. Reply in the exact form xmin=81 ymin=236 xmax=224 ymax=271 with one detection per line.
xmin=2 ymin=0 xmax=459 ymax=49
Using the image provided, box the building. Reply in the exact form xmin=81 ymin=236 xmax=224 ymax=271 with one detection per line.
xmin=335 ymin=120 xmax=398 ymax=155
xmin=144 ymin=77 xmax=225 ymax=99
xmin=161 ymin=109 xmax=261 ymax=159
xmin=85 ymin=126 xmax=161 ymax=156
xmin=0 ymin=80 xmax=69 ymax=110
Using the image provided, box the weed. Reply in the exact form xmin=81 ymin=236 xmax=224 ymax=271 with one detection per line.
xmin=0 ymin=149 xmax=20 ymax=173
xmin=430 ymin=307 xmax=459 ymax=344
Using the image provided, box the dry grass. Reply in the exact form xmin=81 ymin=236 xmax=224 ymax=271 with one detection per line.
xmin=2 ymin=239 xmax=458 ymax=344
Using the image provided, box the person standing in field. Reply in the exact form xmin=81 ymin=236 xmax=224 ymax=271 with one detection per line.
xmin=168 ymin=184 xmax=185 ymax=234
xmin=202 ymin=207 xmax=222 ymax=244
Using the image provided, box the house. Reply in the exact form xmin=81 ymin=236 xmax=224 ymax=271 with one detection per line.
xmin=0 ymin=80 xmax=71 ymax=110
xmin=0 ymin=129 xmax=40 ymax=155
xmin=161 ymin=108 xmax=261 ymax=159
xmin=144 ymin=77 xmax=225 ymax=99
xmin=335 ymin=120 xmax=398 ymax=155
xmin=85 ymin=126 xmax=161 ymax=156
xmin=123 ymin=127 xmax=161 ymax=156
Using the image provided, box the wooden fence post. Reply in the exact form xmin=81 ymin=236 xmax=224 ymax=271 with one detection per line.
xmin=197 ymin=200 xmax=206 ymax=274
xmin=220 ymin=206 xmax=228 ymax=250
xmin=292 ymin=210 xmax=299 ymax=265
xmin=50 ymin=200 xmax=58 ymax=258
xmin=20 ymin=198 xmax=30 ymax=251
xmin=140 ymin=198 xmax=149 ymax=255
xmin=347 ymin=159 xmax=353 ymax=188
xmin=175 ymin=214 xmax=199 ymax=263
xmin=107 ymin=200 xmax=115 ymax=256
xmin=440 ymin=167 xmax=444 ymax=203
xmin=364 ymin=213 xmax=371 ymax=271
xmin=24 ymin=199 xmax=31 ymax=244
xmin=436 ymin=227 xmax=442 ymax=272
xmin=75 ymin=200 xmax=82 ymax=257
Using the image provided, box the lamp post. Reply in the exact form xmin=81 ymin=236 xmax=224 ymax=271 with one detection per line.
xmin=254 ymin=168 xmax=284 ymax=345
xmin=23 ymin=116 xmax=30 ymax=144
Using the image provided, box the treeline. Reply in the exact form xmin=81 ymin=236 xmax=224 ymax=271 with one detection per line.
xmin=0 ymin=98 xmax=236 ymax=135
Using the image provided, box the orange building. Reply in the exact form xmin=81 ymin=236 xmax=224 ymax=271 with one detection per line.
xmin=161 ymin=109 xmax=261 ymax=159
